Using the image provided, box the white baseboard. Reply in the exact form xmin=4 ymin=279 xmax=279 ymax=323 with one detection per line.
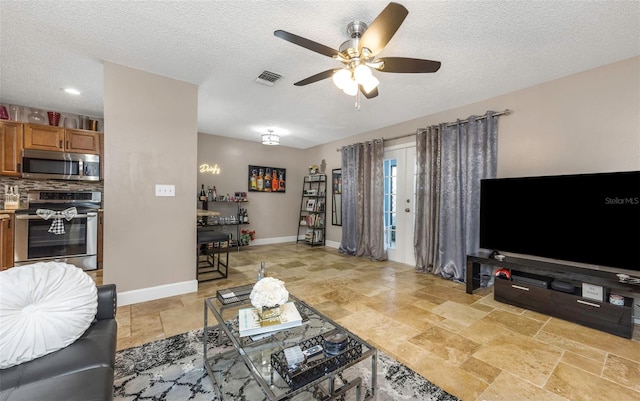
xmin=253 ymin=236 xmax=297 ymax=245
xmin=117 ymin=279 xmax=198 ymax=307
xmin=116 ymin=237 xmax=335 ymax=306
xmin=324 ymin=240 xmax=340 ymax=249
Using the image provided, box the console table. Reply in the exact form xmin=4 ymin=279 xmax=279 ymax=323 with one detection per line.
xmin=466 ymin=252 xmax=638 ymax=338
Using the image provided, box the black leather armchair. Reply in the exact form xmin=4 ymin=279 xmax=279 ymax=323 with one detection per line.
xmin=0 ymin=284 xmax=118 ymax=401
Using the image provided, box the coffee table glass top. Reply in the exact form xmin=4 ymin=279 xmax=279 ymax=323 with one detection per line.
xmin=204 ymin=285 xmax=377 ymax=400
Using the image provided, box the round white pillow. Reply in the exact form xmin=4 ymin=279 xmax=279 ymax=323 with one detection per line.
xmin=0 ymin=262 xmax=97 ymax=369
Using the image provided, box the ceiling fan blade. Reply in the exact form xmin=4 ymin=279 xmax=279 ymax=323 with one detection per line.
xmin=375 ymin=57 xmax=441 ymax=73
xmin=274 ymin=30 xmax=342 ymax=58
xmin=359 ymin=2 xmax=408 ymax=57
xmin=294 ymin=69 xmax=337 ymax=86
xmin=360 ymin=85 xmax=379 ymax=99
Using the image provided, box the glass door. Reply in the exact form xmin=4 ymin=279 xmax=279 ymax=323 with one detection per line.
xmin=384 ymin=145 xmax=416 ymax=265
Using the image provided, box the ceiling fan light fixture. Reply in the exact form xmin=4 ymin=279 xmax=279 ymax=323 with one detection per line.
xmin=354 ymin=64 xmax=372 ymax=81
xmin=261 ymin=130 xmax=280 ymax=145
xmin=332 ymin=68 xmax=351 ymax=89
xmin=361 ymin=74 xmax=379 ymax=94
xmin=342 ymin=78 xmax=358 ymax=96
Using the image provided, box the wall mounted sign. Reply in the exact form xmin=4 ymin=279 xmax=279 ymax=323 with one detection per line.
xmin=248 ymin=165 xmax=286 ymax=192
xmin=200 ymin=164 xmax=221 ymax=175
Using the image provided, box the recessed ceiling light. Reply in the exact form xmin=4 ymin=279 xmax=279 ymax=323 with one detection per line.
xmin=64 ymin=88 xmax=81 ymax=95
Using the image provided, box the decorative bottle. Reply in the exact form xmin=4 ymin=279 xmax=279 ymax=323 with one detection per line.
xmin=258 ymin=261 xmax=266 ymax=281
xmin=250 ymin=170 xmax=257 ymax=190
xmin=257 ymin=169 xmax=264 ymax=191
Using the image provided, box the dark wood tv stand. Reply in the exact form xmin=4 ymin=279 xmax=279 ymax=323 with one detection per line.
xmin=466 ymin=252 xmax=637 ymax=338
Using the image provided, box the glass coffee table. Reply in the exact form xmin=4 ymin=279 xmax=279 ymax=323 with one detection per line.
xmin=204 ymin=284 xmax=377 ymax=400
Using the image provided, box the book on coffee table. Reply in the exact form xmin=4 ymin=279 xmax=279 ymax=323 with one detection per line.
xmin=238 ymin=302 xmax=303 ymax=337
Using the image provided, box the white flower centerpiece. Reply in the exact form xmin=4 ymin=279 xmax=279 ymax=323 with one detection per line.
xmin=249 ymin=277 xmax=289 ymax=320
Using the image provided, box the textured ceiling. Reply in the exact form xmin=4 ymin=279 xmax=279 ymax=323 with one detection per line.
xmin=1 ymin=1 xmax=638 ymax=149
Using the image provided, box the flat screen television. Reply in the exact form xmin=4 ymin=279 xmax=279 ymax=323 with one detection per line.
xmin=479 ymin=171 xmax=640 ymax=272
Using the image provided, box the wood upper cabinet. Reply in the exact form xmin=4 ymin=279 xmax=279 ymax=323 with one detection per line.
xmin=0 ymin=214 xmax=15 ymax=271
xmin=24 ymin=124 xmax=65 ymax=151
xmin=0 ymin=121 xmax=23 ymax=177
xmin=66 ymin=129 xmax=101 ymax=154
xmin=24 ymin=124 xmax=100 ymax=154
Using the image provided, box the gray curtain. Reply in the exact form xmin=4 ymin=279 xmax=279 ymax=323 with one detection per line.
xmin=339 ymin=145 xmax=358 ymax=255
xmin=439 ymin=113 xmax=498 ymax=281
xmin=414 ymin=112 xmax=498 ymax=282
xmin=339 ymin=141 xmax=387 ymax=260
xmin=414 ymin=126 xmax=442 ymax=273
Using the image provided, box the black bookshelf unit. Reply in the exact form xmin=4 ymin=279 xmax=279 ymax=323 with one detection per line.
xmin=467 ymin=252 xmax=637 ymax=338
xmin=296 ymin=174 xmax=327 ymax=246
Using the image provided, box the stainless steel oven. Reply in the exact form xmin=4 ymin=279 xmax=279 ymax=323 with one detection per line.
xmin=14 ymin=191 xmax=102 ymax=270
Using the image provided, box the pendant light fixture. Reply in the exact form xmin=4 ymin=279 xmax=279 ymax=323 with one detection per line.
xmin=261 ymin=129 xmax=280 ymax=145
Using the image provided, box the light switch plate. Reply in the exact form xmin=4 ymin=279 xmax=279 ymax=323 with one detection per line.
xmin=155 ymin=184 xmax=175 ymax=197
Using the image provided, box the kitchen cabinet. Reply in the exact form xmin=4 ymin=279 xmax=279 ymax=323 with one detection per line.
xmin=0 ymin=120 xmax=23 ymax=177
xmin=66 ymin=129 xmax=101 ymax=154
xmin=0 ymin=214 xmax=15 ymax=271
xmin=24 ymin=124 xmax=100 ymax=154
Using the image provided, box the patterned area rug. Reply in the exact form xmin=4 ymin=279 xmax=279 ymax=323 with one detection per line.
xmin=114 ymin=328 xmax=460 ymax=401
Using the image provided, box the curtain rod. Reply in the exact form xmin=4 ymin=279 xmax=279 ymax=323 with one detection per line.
xmin=335 ymin=109 xmax=511 ymax=152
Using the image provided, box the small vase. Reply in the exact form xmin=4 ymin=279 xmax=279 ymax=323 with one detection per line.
xmin=47 ymin=111 xmax=61 ymax=126
xmin=28 ymin=109 xmax=47 ymax=124
xmin=63 ymin=117 xmax=77 ymax=129
xmin=9 ymin=105 xmax=22 ymax=121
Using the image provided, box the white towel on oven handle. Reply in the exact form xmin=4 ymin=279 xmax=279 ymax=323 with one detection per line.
xmin=36 ymin=207 xmax=78 ymax=235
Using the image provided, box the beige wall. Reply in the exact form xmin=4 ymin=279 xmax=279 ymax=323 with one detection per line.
xmin=108 ymin=56 xmax=637 ymax=302
xmin=197 ymin=134 xmax=311 ymax=242
xmin=103 ymin=63 xmax=198 ymax=301
xmin=311 ymin=56 xmax=640 ymax=242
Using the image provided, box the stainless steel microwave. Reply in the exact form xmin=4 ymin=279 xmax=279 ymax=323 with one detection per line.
xmin=22 ymin=149 xmax=100 ymax=181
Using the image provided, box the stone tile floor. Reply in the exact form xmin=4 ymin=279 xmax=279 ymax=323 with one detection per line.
xmin=90 ymin=243 xmax=640 ymax=401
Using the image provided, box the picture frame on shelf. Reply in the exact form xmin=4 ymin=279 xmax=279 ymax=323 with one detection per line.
xmin=582 ymin=282 xmax=605 ymax=302
xmin=248 ymin=165 xmax=286 ymax=193
xmin=305 ymin=199 xmax=316 ymax=211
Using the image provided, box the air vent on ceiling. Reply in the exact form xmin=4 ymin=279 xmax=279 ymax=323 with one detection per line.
xmin=255 ymin=70 xmax=282 ymax=86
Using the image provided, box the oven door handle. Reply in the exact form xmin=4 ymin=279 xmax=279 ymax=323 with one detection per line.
xmin=16 ymin=212 xmax=97 ymax=220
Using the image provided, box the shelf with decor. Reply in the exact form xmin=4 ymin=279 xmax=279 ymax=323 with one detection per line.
xmin=198 ymin=200 xmax=251 ymax=251
xmin=296 ymin=174 xmax=327 ymax=247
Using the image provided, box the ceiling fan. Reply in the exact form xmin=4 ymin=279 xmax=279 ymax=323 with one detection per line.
xmin=274 ymin=2 xmax=441 ymax=100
